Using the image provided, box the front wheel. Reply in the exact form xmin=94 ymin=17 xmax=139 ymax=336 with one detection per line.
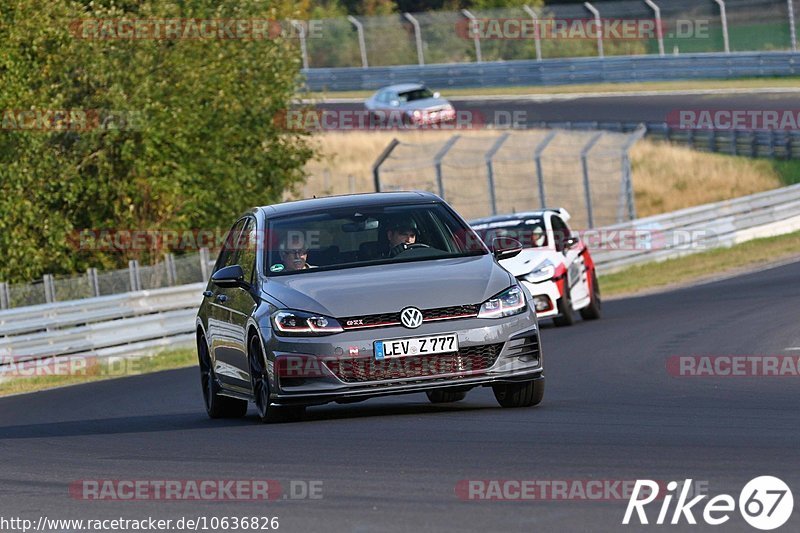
xmin=579 ymin=270 xmax=602 ymax=320
xmin=552 ymin=284 xmax=575 ymax=327
xmin=198 ymin=335 xmax=247 ymax=419
xmin=492 ymin=379 xmax=544 ymax=408
xmin=249 ymin=336 xmax=305 ymax=423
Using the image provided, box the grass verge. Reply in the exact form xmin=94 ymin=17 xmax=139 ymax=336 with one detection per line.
xmin=0 ymin=347 xmax=196 ymax=397
xmin=303 ymin=77 xmax=800 ymax=100
xmin=599 ymin=230 xmax=800 ymax=297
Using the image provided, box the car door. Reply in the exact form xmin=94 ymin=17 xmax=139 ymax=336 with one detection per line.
xmin=212 ymin=216 xmax=259 ymax=392
xmin=552 ymin=215 xmax=589 ymax=303
xmin=207 ymin=217 xmax=248 ymax=388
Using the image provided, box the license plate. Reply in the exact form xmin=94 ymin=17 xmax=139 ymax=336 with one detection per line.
xmin=374 ymin=333 xmax=458 ymax=360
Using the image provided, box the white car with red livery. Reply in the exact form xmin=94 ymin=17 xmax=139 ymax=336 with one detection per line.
xmin=471 ymin=209 xmax=601 ymax=327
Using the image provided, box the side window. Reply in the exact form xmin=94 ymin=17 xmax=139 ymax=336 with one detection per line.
xmin=238 ymin=218 xmax=257 ymax=285
xmin=213 ymin=218 xmax=247 ymax=273
xmin=551 ymin=216 xmax=570 ymax=252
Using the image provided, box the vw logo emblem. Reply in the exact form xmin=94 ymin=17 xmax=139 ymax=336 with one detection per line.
xmin=400 ymin=307 xmax=423 ymax=329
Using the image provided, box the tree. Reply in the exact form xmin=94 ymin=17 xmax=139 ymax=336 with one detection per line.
xmin=0 ymin=0 xmax=313 ymax=282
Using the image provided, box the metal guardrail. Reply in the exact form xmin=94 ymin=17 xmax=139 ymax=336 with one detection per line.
xmin=0 ymin=284 xmax=203 ymax=373
xmin=302 ymin=51 xmax=800 ymax=92
xmin=526 ymin=121 xmax=800 ymax=160
xmin=592 ymin=182 xmax=800 ymax=273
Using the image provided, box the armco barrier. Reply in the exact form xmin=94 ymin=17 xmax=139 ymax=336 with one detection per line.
xmin=0 ymin=284 xmax=203 ymax=372
xmin=591 ymin=183 xmax=800 ymax=273
xmin=302 ymin=51 xmax=800 ymax=92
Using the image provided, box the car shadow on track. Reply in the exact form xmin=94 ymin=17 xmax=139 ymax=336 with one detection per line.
xmin=0 ymin=413 xmax=251 ymax=440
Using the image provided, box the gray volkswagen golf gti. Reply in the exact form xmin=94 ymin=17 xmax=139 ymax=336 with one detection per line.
xmin=196 ymin=192 xmax=544 ymax=422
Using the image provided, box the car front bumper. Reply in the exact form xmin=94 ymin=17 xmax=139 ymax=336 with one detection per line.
xmin=264 ymin=314 xmax=542 ymax=405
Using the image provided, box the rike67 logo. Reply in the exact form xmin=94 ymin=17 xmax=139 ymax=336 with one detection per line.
xmin=623 ymin=477 xmax=793 ymax=530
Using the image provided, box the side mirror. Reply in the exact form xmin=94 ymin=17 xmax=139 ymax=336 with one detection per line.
xmin=491 ymin=237 xmax=523 ymax=260
xmin=211 ymin=264 xmax=246 ymax=288
xmin=433 ymin=91 xmax=441 ymax=98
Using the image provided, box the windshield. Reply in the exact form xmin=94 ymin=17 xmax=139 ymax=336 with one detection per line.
xmin=265 ymin=203 xmax=487 ymax=275
xmin=472 ymin=218 xmax=548 ymax=249
xmin=398 ymin=88 xmax=434 ymax=102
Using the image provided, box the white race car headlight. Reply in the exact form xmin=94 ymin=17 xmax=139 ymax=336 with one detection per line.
xmin=272 ymin=310 xmax=343 ymax=336
xmin=478 ymin=285 xmax=527 ymax=319
xmin=524 ymin=260 xmax=555 ymax=283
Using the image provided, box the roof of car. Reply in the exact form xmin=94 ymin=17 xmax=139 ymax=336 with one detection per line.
xmin=469 ymin=211 xmax=554 ymax=226
xmin=257 ymin=191 xmax=441 ymax=217
xmin=379 ymin=83 xmax=426 ymax=93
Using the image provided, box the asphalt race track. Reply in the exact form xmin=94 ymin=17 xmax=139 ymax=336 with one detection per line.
xmin=2 ymin=260 xmax=799 ymax=531
xmin=318 ymin=91 xmax=800 ymax=126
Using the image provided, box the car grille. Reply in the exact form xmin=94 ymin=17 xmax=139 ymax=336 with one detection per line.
xmin=340 ymin=304 xmax=480 ymax=330
xmin=323 ymin=343 xmax=503 ymax=383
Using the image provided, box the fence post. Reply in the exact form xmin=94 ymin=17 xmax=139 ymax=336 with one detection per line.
xmin=403 ymin=13 xmax=425 ymax=65
xmin=347 ymin=16 xmax=369 ymax=68
xmin=290 ymin=21 xmax=309 ymax=70
xmin=731 ymin=129 xmax=738 ymax=155
xmin=644 ymin=0 xmax=665 ymax=56
xmin=199 ymin=248 xmax=210 ymax=281
xmin=533 ymin=130 xmax=558 ymax=208
xmin=710 ymin=129 xmax=717 ymax=152
xmin=461 ymin=9 xmax=483 ymax=63
xmin=788 ymin=0 xmax=797 ymax=52
xmin=620 ymin=125 xmax=647 ymax=222
xmin=581 ymin=132 xmax=604 ymax=229
xmin=433 ymin=134 xmax=461 ymax=199
xmin=0 ymin=282 xmax=8 ymax=310
xmin=751 ymin=132 xmax=758 ymax=157
xmin=166 ymin=253 xmax=176 ymax=285
xmin=584 ymin=2 xmax=604 ymax=58
xmin=485 ymin=133 xmax=510 ymax=216
xmin=129 ymin=260 xmax=141 ymax=292
xmin=372 ymin=138 xmax=400 ymax=192
xmin=88 ymin=268 xmax=100 ymax=297
xmin=43 ymin=274 xmax=56 ymax=303
xmin=522 ymin=5 xmax=543 ymax=61
xmin=714 ymin=0 xmax=731 ymax=53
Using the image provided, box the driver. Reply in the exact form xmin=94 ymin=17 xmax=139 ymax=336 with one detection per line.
xmin=386 ymin=217 xmax=419 ymax=257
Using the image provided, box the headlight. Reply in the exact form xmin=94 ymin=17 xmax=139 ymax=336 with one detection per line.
xmin=478 ymin=285 xmax=527 ymax=319
xmin=524 ymin=260 xmax=555 ymax=283
xmin=272 ymin=310 xmax=343 ymax=336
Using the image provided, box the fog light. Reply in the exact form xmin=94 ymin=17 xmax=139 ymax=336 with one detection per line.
xmin=533 ymin=296 xmax=551 ymax=312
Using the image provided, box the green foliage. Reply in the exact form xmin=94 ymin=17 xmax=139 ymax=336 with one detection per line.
xmin=0 ymin=0 xmax=312 ymax=283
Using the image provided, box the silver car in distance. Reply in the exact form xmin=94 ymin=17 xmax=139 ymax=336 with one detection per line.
xmin=195 ymin=192 xmax=544 ymax=422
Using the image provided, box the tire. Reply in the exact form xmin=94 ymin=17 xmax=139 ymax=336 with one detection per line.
xmin=492 ymin=379 xmax=545 ymax=408
xmin=198 ymin=334 xmax=247 ymax=419
xmin=552 ymin=283 xmax=575 ymax=327
xmin=579 ymin=270 xmax=602 ymax=321
xmin=249 ymin=335 xmax=305 ymax=423
xmin=426 ymin=390 xmax=467 ymax=403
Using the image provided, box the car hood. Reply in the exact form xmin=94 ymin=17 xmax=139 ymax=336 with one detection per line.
xmin=262 ymin=254 xmax=511 ymax=317
xmin=499 ymin=249 xmax=563 ymax=277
